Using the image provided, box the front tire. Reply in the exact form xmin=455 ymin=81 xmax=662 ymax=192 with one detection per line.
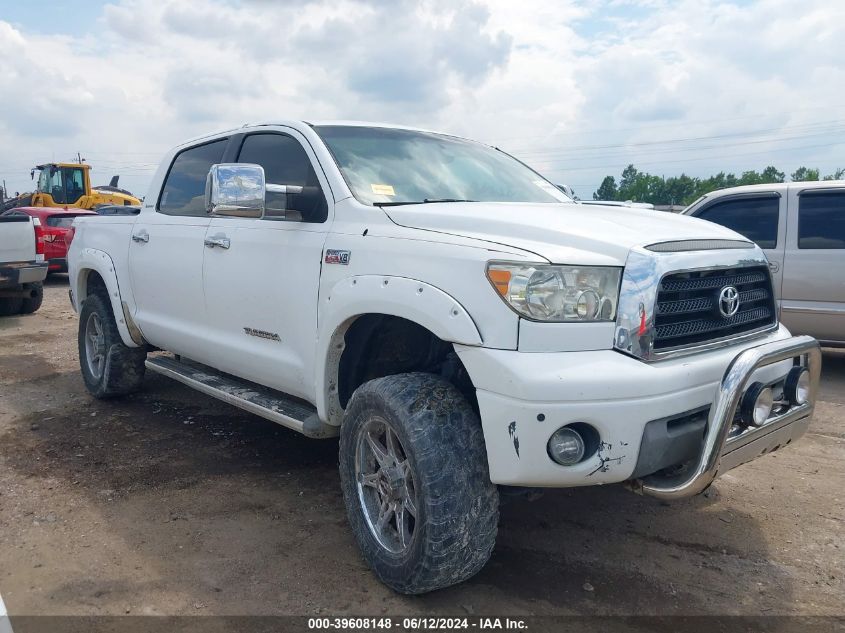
xmin=339 ymin=373 xmax=498 ymax=594
xmin=78 ymin=292 xmax=146 ymax=398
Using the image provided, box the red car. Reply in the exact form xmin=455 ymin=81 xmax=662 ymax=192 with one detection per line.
xmin=1 ymin=207 xmax=96 ymax=273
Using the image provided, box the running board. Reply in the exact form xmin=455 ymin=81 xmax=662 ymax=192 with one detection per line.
xmin=144 ymin=356 xmax=338 ymax=438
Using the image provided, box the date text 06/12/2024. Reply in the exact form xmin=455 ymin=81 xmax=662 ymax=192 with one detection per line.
xmin=307 ymin=617 xmax=528 ymax=630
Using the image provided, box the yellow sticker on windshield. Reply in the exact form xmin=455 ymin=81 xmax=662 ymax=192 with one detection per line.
xmin=371 ymin=184 xmax=395 ymax=196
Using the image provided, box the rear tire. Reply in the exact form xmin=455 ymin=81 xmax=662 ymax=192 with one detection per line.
xmin=339 ymin=373 xmax=499 ymax=594
xmin=19 ymin=282 xmax=44 ymax=314
xmin=78 ymin=292 xmax=146 ymax=398
xmin=0 ymin=298 xmax=23 ymax=317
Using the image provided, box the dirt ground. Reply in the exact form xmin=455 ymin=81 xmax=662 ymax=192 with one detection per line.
xmin=0 ymin=277 xmax=842 ymax=620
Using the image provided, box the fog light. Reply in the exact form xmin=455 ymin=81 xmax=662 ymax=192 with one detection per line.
xmin=784 ymin=367 xmax=810 ymax=406
xmin=547 ymin=426 xmax=585 ymax=466
xmin=741 ymin=383 xmax=773 ymax=427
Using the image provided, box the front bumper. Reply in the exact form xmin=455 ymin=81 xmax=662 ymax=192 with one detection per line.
xmin=633 ymin=334 xmax=820 ymax=499
xmin=455 ymin=326 xmax=820 ymax=497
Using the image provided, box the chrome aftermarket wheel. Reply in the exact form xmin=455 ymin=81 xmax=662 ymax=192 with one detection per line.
xmin=339 ymin=373 xmax=498 ymax=594
xmin=355 ymin=416 xmax=418 ymax=554
xmin=84 ymin=311 xmax=106 ymax=379
xmin=77 ymin=292 xmax=146 ymax=399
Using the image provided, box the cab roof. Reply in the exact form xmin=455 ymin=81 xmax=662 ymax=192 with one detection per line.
xmin=34 ymin=163 xmax=91 ymax=170
xmin=172 ymin=120 xmax=464 ymax=151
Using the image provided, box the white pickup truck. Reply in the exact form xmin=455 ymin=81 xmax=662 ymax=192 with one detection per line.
xmin=68 ymin=121 xmax=821 ymax=594
xmin=0 ymin=214 xmax=47 ymax=316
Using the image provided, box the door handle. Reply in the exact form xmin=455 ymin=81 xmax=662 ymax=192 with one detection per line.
xmin=768 ymin=261 xmax=780 ymax=273
xmin=204 ymin=236 xmax=231 ymax=249
xmin=132 ymin=232 xmax=149 ymax=243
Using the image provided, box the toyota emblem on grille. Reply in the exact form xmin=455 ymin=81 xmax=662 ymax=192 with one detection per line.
xmin=718 ymin=285 xmax=740 ymax=318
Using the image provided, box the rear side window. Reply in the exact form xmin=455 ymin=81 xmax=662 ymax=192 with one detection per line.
xmin=798 ymin=191 xmax=845 ymax=249
xmin=158 ymin=139 xmax=228 ymax=216
xmin=695 ymin=196 xmax=779 ymax=249
xmin=46 ymin=214 xmax=83 ymax=228
xmin=236 ymin=133 xmax=327 ymax=223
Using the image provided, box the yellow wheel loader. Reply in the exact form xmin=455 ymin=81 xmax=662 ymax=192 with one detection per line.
xmin=2 ymin=163 xmax=141 ymax=212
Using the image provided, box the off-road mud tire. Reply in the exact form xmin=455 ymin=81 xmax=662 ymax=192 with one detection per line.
xmin=339 ymin=372 xmax=499 ymax=594
xmin=78 ymin=292 xmax=146 ymax=398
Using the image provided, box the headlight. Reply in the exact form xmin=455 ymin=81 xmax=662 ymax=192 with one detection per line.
xmin=487 ymin=262 xmax=622 ymax=322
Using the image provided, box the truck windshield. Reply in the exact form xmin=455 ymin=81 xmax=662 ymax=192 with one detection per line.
xmin=314 ymin=125 xmax=570 ymax=206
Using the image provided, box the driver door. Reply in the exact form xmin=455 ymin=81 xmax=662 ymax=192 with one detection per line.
xmin=201 ymin=130 xmax=332 ymax=402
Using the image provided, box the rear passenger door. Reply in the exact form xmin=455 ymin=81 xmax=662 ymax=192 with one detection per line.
xmin=780 ymin=187 xmax=845 ymax=342
xmin=201 ymin=129 xmax=332 ymax=402
xmin=129 ymin=138 xmax=228 ymax=361
xmin=691 ymin=193 xmax=785 ymax=299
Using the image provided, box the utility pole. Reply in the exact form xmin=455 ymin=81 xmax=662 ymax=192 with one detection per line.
xmin=77 ymin=152 xmax=83 ymax=165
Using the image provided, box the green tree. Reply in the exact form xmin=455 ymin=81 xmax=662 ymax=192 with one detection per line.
xmin=617 ymin=164 xmax=664 ymax=202
xmin=619 ymin=164 xmax=640 ymax=193
xmin=594 ymin=176 xmax=618 ymax=200
xmin=823 ymin=168 xmax=845 ymax=181
xmin=791 ymin=167 xmax=820 ymax=182
xmin=663 ymin=174 xmax=697 ymax=205
xmin=739 ymin=169 xmax=765 ymax=185
xmin=761 ymin=165 xmax=786 ymax=183
xmin=590 ymin=163 xmax=821 ymax=206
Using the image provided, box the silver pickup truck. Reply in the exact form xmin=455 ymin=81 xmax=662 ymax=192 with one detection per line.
xmin=0 ymin=215 xmax=48 ymax=316
xmin=684 ymin=180 xmax=845 ymax=347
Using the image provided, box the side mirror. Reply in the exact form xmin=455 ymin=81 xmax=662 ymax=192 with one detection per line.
xmin=205 ymin=163 xmax=265 ymax=218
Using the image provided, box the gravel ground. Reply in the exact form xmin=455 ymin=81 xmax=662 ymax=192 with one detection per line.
xmin=0 ymin=277 xmax=842 ymax=620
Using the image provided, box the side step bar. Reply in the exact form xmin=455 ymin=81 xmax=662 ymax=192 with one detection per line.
xmin=145 ymin=356 xmax=338 ymax=438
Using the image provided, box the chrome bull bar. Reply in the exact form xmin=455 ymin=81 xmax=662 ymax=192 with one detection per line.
xmin=631 ymin=335 xmax=821 ymax=500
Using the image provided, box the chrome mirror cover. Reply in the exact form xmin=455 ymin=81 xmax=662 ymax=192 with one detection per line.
xmin=205 ymin=163 xmax=266 ymax=218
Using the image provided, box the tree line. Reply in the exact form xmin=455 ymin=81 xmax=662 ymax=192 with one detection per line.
xmin=591 ymin=165 xmax=845 ymax=206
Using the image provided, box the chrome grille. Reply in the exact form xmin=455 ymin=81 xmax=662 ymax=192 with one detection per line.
xmin=654 ymin=266 xmax=776 ymax=350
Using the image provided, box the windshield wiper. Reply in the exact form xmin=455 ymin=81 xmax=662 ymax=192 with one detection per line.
xmin=374 ymin=198 xmax=477 ymax=207
xmin=374 ymin=201 xmax=425 ymax=207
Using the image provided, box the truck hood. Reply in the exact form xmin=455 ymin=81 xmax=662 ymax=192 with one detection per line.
xmin=384 ymin=201 xmax=748 ymax=266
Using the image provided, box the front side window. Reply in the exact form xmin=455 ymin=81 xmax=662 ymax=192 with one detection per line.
xmin=236 ymin=133 xmax=327 ymax=222
xmin=314 ymin=125 xmax=569 ymax=206
xmin=798 ymin=191 xmax=845 ymax=249
xmin=159 ymin=139 xmax=228 ymax=216
xmin=696 ymin=196 xmax=779 ymax=249
xmin=37 ymin=169 xmax=51 ymax=195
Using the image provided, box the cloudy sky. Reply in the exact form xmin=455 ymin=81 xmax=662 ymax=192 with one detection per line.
xmin=1 ymin=0 xmax=843 ymax=200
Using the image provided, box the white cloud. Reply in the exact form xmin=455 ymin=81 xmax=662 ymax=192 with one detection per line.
xmin=1 ymin=0 xmax=844 ymax=200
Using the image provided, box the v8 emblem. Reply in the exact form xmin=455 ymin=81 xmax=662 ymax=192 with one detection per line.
xmin=324 ymin=249 xmax=351 ymax=265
